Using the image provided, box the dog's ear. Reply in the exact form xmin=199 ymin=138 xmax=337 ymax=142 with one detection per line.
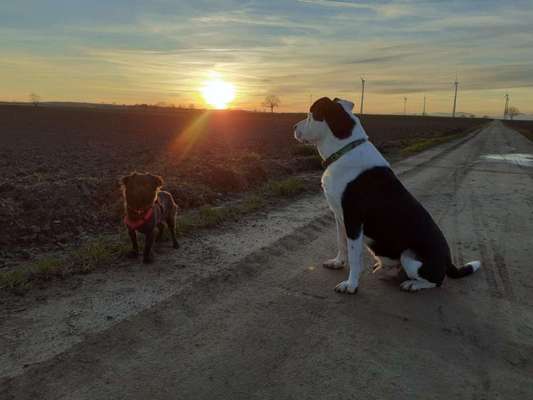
xmin=148 ymin=174 xmax=164 ymax=189
xmin=318 ymin=99 xmax=356 ymax=140
xmin=310 ymin=97 xmax=332 ymax=122
xmin=310 ymin=97 xmax=355 ymax=139
xmin=333 ymin=98 xmax=355 ymax=113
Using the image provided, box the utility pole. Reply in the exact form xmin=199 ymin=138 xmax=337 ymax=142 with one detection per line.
xmin=452 ymin=76 xmax=459 ymax=118
xmin=360 ymin=77 xmax=365 ymax=115
xmin=403 ymin=97 xmax=407 ymax=115
xmin=422 ymin=96 xmax=426 ymax=116
xmin=503 ymin=93 xmax=509 ymax=120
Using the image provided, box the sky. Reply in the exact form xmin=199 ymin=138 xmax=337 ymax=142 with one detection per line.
xmin=1 ymin=0 xmax=532 ymax=116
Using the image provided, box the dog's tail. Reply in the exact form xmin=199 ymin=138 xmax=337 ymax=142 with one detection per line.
xmin=446 ymin=260 xmax=481 ymax=279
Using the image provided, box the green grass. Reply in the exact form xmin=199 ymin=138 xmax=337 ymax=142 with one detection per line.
xmin=0 ymin=237 xmax=129 ymax=290
xmin=0 ymin=176 xmax=312 ymax=291
xmin=264 ymin=177 xmax=306 ymax=197
xmin=292 ymin=144 xmax=318 ymax=156
xmin=175 ymin=177 xmax=304 ymax=236
xmin=400 ymin=133 xmax=464 ymax=156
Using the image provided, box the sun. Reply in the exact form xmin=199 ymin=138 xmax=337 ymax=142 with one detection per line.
xmin=201 ymin=75 xmax=236 ymax=109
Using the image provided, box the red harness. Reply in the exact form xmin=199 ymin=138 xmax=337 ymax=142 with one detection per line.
xmin=124 ymin=207 xmax=154 ymax=230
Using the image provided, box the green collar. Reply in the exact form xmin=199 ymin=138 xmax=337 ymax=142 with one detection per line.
xmin=322 ymin=138 xmax=367 ymax=168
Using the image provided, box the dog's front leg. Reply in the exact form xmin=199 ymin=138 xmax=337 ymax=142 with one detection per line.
xmin=127 ymin=228 xmax=139 ymax=258
xmin=323 ymin=216 xmax=347 ymax=269
xmin=143 ymin=230 xmax=155 ymax=264
xmin=335 ymin=226 xmax=363 ymax=294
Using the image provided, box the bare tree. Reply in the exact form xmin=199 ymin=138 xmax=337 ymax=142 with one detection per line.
xmin=262 ymin=95 xmax=281 ymax=113
xmin=508 ymin=106 xmax=521 ymax=120
xmin=30 ymin=93 xmax=41 ymax=107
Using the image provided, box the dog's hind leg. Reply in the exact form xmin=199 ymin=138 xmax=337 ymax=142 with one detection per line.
xmin=399 ymin=249 xmax=437 ymax=292
xmin=156 ymin=223 xmax=165 ymax=242
xmin=166 ymin=215 xmax=179 ymax=249
xmin=143 ymin=231 xmax=155 ymax=264
xmin=127 ymin=228 xmax=139 ymax=258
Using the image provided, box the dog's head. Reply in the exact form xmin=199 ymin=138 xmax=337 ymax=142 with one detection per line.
xmin=120 ymin=172 xmax=163 ymax=220
xmin=294 ymin=97 xmax=356 ymax=144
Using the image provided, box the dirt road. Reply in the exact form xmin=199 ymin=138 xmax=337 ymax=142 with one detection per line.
xmin=2 ymin=120 xmax=533 ymax=399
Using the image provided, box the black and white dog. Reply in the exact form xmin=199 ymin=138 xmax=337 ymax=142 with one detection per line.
xmin=294 ymin=97 xmax=480 ymax=294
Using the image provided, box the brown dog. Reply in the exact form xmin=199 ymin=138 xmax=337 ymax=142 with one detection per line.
xmin=121 ymin=172 xmax=179 ymax=263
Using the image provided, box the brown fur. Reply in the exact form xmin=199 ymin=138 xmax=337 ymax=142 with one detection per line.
xmin=120 ymin=172 xmax=179 ymax=263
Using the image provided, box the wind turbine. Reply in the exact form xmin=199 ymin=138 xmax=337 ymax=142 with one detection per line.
xmin=452 ymin=75 xmax=459 ymax=118
xmin=503 ymin=93 xmax=509 ymax=120
xmin=360 ymin=77 xmax=366 ymax=115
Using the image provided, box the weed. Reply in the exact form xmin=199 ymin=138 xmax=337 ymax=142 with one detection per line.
xmin=240 ymin=194 xmax=266 ymax=213
xmin=264 ymin=177 xmax=306 ymax=197
xmin=292 ymin=144 xmax=318 ymax=157
xmin=0 ymin=236 xmax=127 ymax=290
xmin=400 ymin=133 xmax=463 ymax=156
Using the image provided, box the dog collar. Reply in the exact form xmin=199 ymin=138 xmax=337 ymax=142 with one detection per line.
xmin=124 ymin=207 xmax=154 ymax=230
xmin=322 ymin=138 xmax=367 ymax=168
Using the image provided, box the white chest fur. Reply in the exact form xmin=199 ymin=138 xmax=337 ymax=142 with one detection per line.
xmin=321 ymin=142 xmax=389 ymax=221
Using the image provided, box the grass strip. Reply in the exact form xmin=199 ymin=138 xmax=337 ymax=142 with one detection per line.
xmin=0 ymin=176 xmax=310 ymax=291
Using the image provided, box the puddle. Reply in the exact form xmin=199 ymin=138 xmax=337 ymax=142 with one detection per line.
xmin=480 ymin=153 xmax=533 ymax=167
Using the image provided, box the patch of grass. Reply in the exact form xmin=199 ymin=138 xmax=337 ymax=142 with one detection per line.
xmin=240 ymin=194 xmax=266 ymax=213
xmin=264 ymin=177 xmax=306 ymax=197
xmin=0 ymin=236 xmax=128 ymax=290
xmin=1 ymin=175 xmax=311 ymax=291
xmin=400 ymin=133 xmax=464 ymax=156
xmin=33 ymin=257 xmax=64 ymax=280
xmin=0 ymin=269 xmax=31 ymax=290
xmin=292 ymin=144 xmax=318 ymax=157
xmin=174 ymin=177 xmax=306 ymax=236
xmin=70 ymin=238 xmax=127 ymax=274
xmin=198 ymin=206 xmax=234 ymax=226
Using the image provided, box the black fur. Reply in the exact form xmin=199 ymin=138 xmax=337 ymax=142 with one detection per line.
xmin=310 ymin=97 xmax=355 ymax=139
xmin=341 ymin=166 xmax=459 ymax=285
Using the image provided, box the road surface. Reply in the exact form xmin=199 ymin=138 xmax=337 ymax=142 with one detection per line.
xmin=2 ymin=120 xmax=533 ymax=399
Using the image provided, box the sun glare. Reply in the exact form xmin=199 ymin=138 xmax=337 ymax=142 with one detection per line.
xmin=201 ymin=75 xmax=236 ymax=109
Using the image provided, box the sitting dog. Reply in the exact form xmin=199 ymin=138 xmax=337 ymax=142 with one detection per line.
xmin=294 ymin=97 xmax=480 ymax=293
xmin=121 ymin=172 xmax=179 ymax=263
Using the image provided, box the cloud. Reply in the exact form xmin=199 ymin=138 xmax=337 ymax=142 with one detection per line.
xmin=0 ymin=0 xmax=532 ymax=114
xmin=297 ymin=0 xmax=414 ymax=17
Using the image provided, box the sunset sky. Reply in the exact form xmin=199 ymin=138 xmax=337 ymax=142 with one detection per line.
xmin=1 ymin=0 xmax=532 ymax=116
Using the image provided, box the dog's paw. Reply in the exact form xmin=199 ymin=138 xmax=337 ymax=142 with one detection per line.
xmin=334 ymin=280 xmax=358 ymax=294
xmin=323 ymin=258 xmax=346 ymax=269
xmin=172 ymin=241 xmax=180 ymax=249
xmin=400 ymin=279 xmax=436 ymax=292
xmin=126 ymin=250 xmax=139 ymax=259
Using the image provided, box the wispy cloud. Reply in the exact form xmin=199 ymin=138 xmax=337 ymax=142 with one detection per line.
xmin=0 ymin=0 xmax=532 ymax=115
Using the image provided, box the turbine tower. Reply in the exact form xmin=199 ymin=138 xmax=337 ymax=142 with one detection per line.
xmin=403 ymin=97 xmax=407 ymax=115
xmin=360 ymin=77 xmax=366 ymax=115
xmin=503 ymin=93 xmax=509 ymax=120
xmin=422 ymin=96 xmax=426 ymax=116
xmin=452 ymin=76 xmax=459 ymax=118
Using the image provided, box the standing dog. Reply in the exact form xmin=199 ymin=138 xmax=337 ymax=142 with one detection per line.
xmin=294 ymin=97 xmax=480 ymax=293
xmin=121 ymin=172 xmax=179 ymax=263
